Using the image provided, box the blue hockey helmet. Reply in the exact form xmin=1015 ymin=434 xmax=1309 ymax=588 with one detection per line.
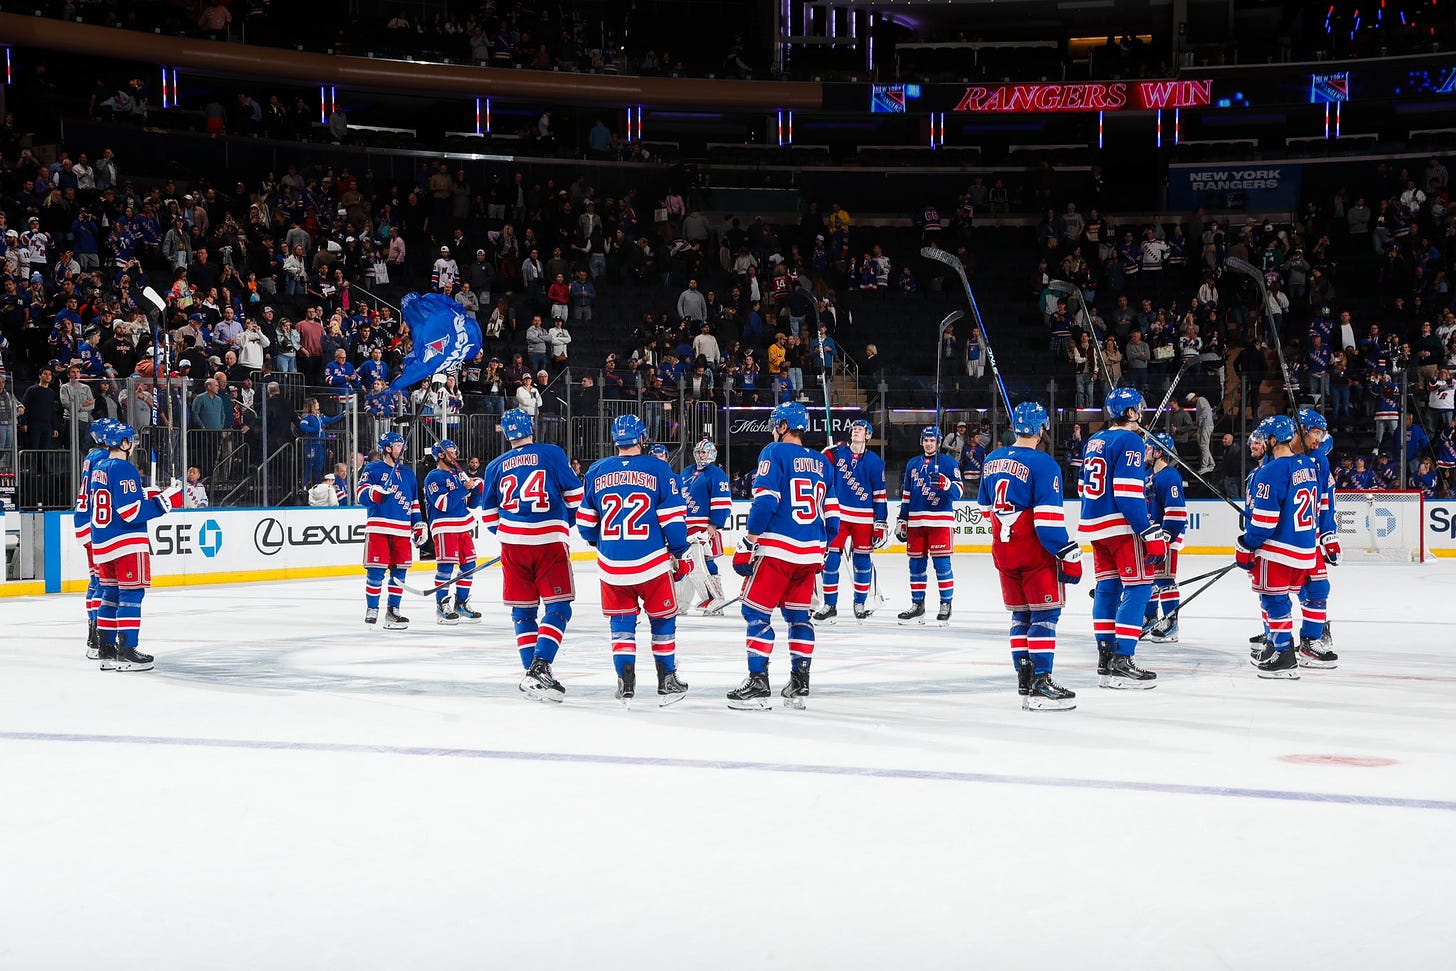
xmin=378 ymin=431 xmax=405 ymax=451
xmin=431 ymin=439 xmax=458 ymax=461
xmin=1010 ymin=401 xmax=1048 ymax=436
xmin=649 ymin=443 xmax=670 ymax=460
xmin=920 ymin=425 xmax=942 ymax=442
xmin=611 ymin=413 xmax=647 ymax=447
xmin=1105 ymin=386 xmax=1145 ymax=420
xmin=693 ymin=438 xmax=717 ymax=466
xmin=89 ymin=417 xmax=116 ymax=443
xmin=771 ymin=401 xmax=810 ymax=432
xmin=1297 ymin=407 xmax=1328 ymax=432
xmin=500 ymin=408 xmax=534 ymax=442
xmin=1251 ymin=416 xmax=1276 ymax=442
xmin=849 ymin=418 xmax=874 ymax=440
xmin=103 ymin=422 xmax=137 ymax=448
xmin=1148 ymin=433 xmax=1177 ymax=458
xmin=1264 ymin=414 xmax=1297 ymax=443
xmin=1316 ymin=435 xmax=1333 ymax=458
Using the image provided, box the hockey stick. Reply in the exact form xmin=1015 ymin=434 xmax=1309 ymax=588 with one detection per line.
xmin=1225 ymin=258 xmax=1308 ymax=445
xmin=921 ymin=247 xmax=1014 ymax=416
xmin=1136 ymin=424 xmax=1245 ymax=517
xmin=1146 ymin=356 xmax=1200 ymax=431
xmin=1047 ymin=279 xmax=1114 ymax=400
xmin=400 ymin=555 xmax=502 ymax=597
xmin=1139 ymin=562 xmax=1237 ymax=636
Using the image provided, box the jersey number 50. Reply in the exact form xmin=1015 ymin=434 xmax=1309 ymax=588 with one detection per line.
xmin=791 ymin=478 xmax=825 ymax=525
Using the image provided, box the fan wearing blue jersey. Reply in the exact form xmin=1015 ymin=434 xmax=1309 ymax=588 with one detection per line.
xmin=816 ymin=419 xmax=888 ymax=624
xmin=680 ymin=438 xmax=733 ymax=613
xmin=87 ymin=423 xmax=183 ymax=672
xmin=75 ymin=417 xmax=117 ymax=659
xmin=1141 ymin=434 xmax=1187 ymax=644
xmin=978 ymin=401 xmax=1081 ymax=711
xmin=423 ymin=439 xmax=485 ymax=626
xmin=1237 ymin=415 xmax=1321 ymax=679
xmin=895 ymin=425 xmax=962 ymax=626
xmin=1294 ymin=410 xmax=1340 ymax=668
xmin=577 ymin=415 xmax=693 ymax=707
xmin=1436 ymin=421 xmax=1456 ymax=492
xmin=1078 ymin=387 xmax=1163 ymax=689
xmin=481 ymin=408 xmax=585 ymax=703
xmin=727 ymin=401 xmax=840 ymax=710
xmin=357 ymin=431 xmax=425 ymax=630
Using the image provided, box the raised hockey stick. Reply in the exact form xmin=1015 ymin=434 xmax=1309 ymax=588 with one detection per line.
xmin=1135 ymin=424 xmax=1245 ymax=517
xmin=1145 ymin=356 xmax=1200 ymax=431
xmin=1139 ymin=562 xmax=1237 ymax=636
xmin=1047 ymin=279 xmax=1115 ymax=390
xmin=1225 ymin=257 xmax=1308 ymax=445
xmin=921 ymin=246 xmax=1015 ymax=416
xmin=400 ymin=555 xmax=502 ymax=597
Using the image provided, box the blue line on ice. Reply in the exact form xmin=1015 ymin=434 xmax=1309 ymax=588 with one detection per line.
xmin=2 ymin=730 xmax=1452 ymax=813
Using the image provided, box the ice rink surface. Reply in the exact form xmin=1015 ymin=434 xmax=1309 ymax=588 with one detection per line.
xmin=2 ymin=553 xmax=1453 ymax=969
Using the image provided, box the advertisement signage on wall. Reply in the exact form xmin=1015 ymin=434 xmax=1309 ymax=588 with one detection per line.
xmin=1168 ymin=162 xmax=1304 ymax=211
xmin=724 ymin=407 xmax=864 ymax=442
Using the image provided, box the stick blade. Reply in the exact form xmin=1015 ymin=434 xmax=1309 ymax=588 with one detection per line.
xmin=919 ymin=245 xmax=960 ymax=270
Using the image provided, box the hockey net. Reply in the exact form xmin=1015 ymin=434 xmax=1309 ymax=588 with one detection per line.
xmin=1334 ymin=490 xmax=1426 ymax=562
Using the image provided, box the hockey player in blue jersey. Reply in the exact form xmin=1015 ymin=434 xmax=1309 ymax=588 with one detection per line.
xmin=978 ymin=401 xmax=1082 ymax=710
xmin=727 ymin=401 xmax=840 ymax=710
xmin=1237 ymin=414 xmax=1321 ymax=679
xmin=577 ymin=414 xmax=694 ymax=707
xmin=816 ymin=419 xmax=888 ymax=623
xmin=481 ymin=408 xmax=585 ymax=702
xmin=356 ymin=431 xmax=425 ymax=630
xmin=1078 ymin=387 xmax=1163 ymax=688
xmin=1141 ymin=434 xmax=1188 ymax=644
xmin=1294 ymin=409 xmax=1340 ymax=668
xmin=76 ymin=417 xmax=117 ymax=659
xmin=680 ymin=438 xmax=732 ymax=614
xmin=422 ymin=439 xmax=485 ymax=626
xmin=896 ymin=425 xmax=962 ymax=626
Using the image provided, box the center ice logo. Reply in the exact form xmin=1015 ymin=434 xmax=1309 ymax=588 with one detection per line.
xmin=198 ymin=519 xmax=223 ymax=558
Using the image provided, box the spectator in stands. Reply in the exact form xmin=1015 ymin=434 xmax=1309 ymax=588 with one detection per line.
xmin=0 ymin=374 xmax=18 ymax=462
xmin=692 ymin=323 xmax=721 ymax=367
xmin=1216 ymin=433 xmax=1243 ymax=499
xmin=548 ymin=319 xmax=572 ymax=371
xmin=525 ymin=314 xmax=550 ymax=375
xmin=1428 ymin=367 xmax=1454 ymax=428
xmin=677 ymin=278 xmax=706 ymax=323
xmin=183 ymin=467 xmax=209 ymax=508
xmin=568 ymin=269 xmax=595 ymax=325
xmin=1186 ymin=392 xmax=1215 ymax=473
xmin=19 ymin=365 xmax=59 ymax=448
xmin=59 ymin=365 xmax=95 ymax=426
xmin=515 ymin=372 xmax=542 ymax=416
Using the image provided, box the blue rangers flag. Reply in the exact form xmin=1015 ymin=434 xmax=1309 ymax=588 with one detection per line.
xmin=389 ymin=291 xmax=483 ymax=393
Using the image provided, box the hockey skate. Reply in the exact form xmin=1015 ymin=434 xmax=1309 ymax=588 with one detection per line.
xmin=936 ymin=601 xmax=952 ymax=627
xmin=435 ymin=601 xmax=461 ymax=626
xmin=615 ymin=662 xmax=636 ymax=709
xmin=97 ymin=640 xmax=118 ymax=671
xmin=1017 ymin=657 xmax=1034 ymax=697
xmin=1296 ymin=637 xmax=1338 ymax=669
xmin=454 ymin=601 xmax=482 ymax=624
xmin=781 ymin=658 xmax=811 ymax=710
xmin=383 ymin=608 xmax=410 ymax=630
xmin=1251 ymin=644 xmax=1276 ymax=667
xmin=726 ymin=671 xmax=772 ymax=710
xmin=1146 ymin=618 xmax=1179 ymax=644
xmin=1256 ymin=647 xmax=1300 ymax=679
xmin=364 ymin=607 xmax=379 ymax=626
xmin=520 ymin=658 xmax=566 ymax=703
xmin=1096 ymin=641 xmax=1114 ymax=678
xmin=813 ymin=605 xmax=837 ymax=625
xmin=853 ymin=601 xmax=871 ymax=623
xmin=1318 ymin=622 xmax=1334 ymax=649
xmin=85 ymin=620 xmax=100 ymax=660
xmin=1024 ymin=673 xmax=1077 ymax=711
xmin=113 ymin=644 xmax=154 ymax=672
xmin=1101 ymin=653 xmax=1157 ymax=689
xmin=655 ymin=658 xmax=688 ymax=707
xmin=897 ymin=602 xmax=926 ymax=625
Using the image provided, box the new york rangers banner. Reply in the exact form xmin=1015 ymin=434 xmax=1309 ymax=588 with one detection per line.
xmin=389 ymin=292 xmax=483 ymax=393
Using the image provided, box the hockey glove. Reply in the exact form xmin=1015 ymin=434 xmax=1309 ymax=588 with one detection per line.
xmin=1234 ymin=536 xmax=1256 ymax=572
xmin=1319 ymin=532 xmax=1341 ymax=567
xmin=153 ymin=480 xmax=184 ymax=512
xmin=412 ymin=521 xmax=429 ymax=547
xmin=1140 ymin=525 xmax=1169 ymax=568
xmin=731 ymin=537 xmax=759 ymax=578
xmin=671 ymin=553 xmax=694 ymax=583
xmin=894 ymin=519 xmax=909 ymax=544
xmin=933 ymin=472 xmax=954 ymax=492
xmin=872 ymin=521 xmax=889 ymax=549
xmin=1056 ymin=542 xmax=1084 ymax=585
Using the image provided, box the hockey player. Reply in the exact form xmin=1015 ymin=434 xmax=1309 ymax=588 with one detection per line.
xmin=816 ymin=419 xmax=887 ymax=623
xmin=977 ymin=401 xmax=1082 ymax=710
xmin=481 ymin=407 xmax=584 ymax=702
xmin=75 ymin=417 xmax=116 ymax=659
xmin=727 ymin=401 xmax=839 ymax=710
xmin=680 ymin=438 xmax=732 ymax=613
xmin=576 ymin=414 xmax=693 ymax=707
xmin=1237 ymin=414 xmax=1321 ymax=679
xmin=422 ymin=439 xmax=485 ymax=625
xmin=87 ymin=423 xmax=183 ymax=671
xmin=1141 ymin=433 xmax=1187 ymax=643
xmin=1078 ymin=387 xmax=1164 ymax=688
xmin=896 ymin=425 xmax=961 ymax=626
xmin=356 ymin=431 xmax=425 ymax=630
xmin=1295 ymin=409 xmax=1340 ymax=668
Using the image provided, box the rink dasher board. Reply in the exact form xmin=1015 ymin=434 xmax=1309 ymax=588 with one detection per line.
xmin=12 ymin=497 xmax=1454 ymax=597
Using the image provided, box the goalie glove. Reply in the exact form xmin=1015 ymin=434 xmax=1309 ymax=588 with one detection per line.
xmin=1056 ymin=542 xmax=1083 ymax=585
xmin=1235 ymin=536 xmax=1256 ymax=572
xmin=872 ymin=521 xmax=889 ymax=549
xmin=1140 ymin=524 xmax=1169 ymax=567
xmin=894 ymin=519 xmax=909 ymax=544
xmin=670 ymin=553 xmax=694 ymax=583
xmin=731 ymin=537 xmax=759 ymax=578
xmin=1319 ymin=532 xmax=1341 ymax=567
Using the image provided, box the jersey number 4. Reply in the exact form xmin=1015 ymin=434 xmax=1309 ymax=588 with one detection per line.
xmin=597 ymin=493 xmax=652 ymax=540
xmin=500 ymin=469 xmax=550 ymax=513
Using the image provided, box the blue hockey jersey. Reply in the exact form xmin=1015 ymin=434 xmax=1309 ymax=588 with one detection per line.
xmin=423 ymin=467 xmax=482 ymax=535
xmin=480 ymin=442 xmax=584 ymax=546
xmin=355 ymin=458 xmax=421 ymax=538
xmin=1372 ymin=380 xmax=1400 ymax=421
xmin=748 ymin=442 xmax=840 ymax=565
xmin=1437 ymin=428 xmax=1456 ymax=469
xmin=899 ymin=453 xmax=963 ymax=528
xmin=87 ymin=457 xmax=172 ymax=562
xmin=681 ymin=462 xmax=732 ymax=532
xmin=977 ymin=446 xmax=1072 ymax=556
xmin=1149 ymin=464 xmax=1187 ymax=550
xmin=74 ymin=445 xmax=110 ymax=545
xmin=822 ymin=444 xmax=887 ymax=526
xmin=577 ymin=454 xmax=688 ymax=583
xmin=1078 ymin=427 xmax=1153 ymax=541
xmin=1308 ymin=448 xmax=1336 ymax=537
xmin=1244 ymin=453 xmax=1320 ymax=568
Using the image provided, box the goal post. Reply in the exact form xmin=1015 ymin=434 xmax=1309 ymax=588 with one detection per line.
xmin=1333 ymin=490 xmax=1426 ymax=562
